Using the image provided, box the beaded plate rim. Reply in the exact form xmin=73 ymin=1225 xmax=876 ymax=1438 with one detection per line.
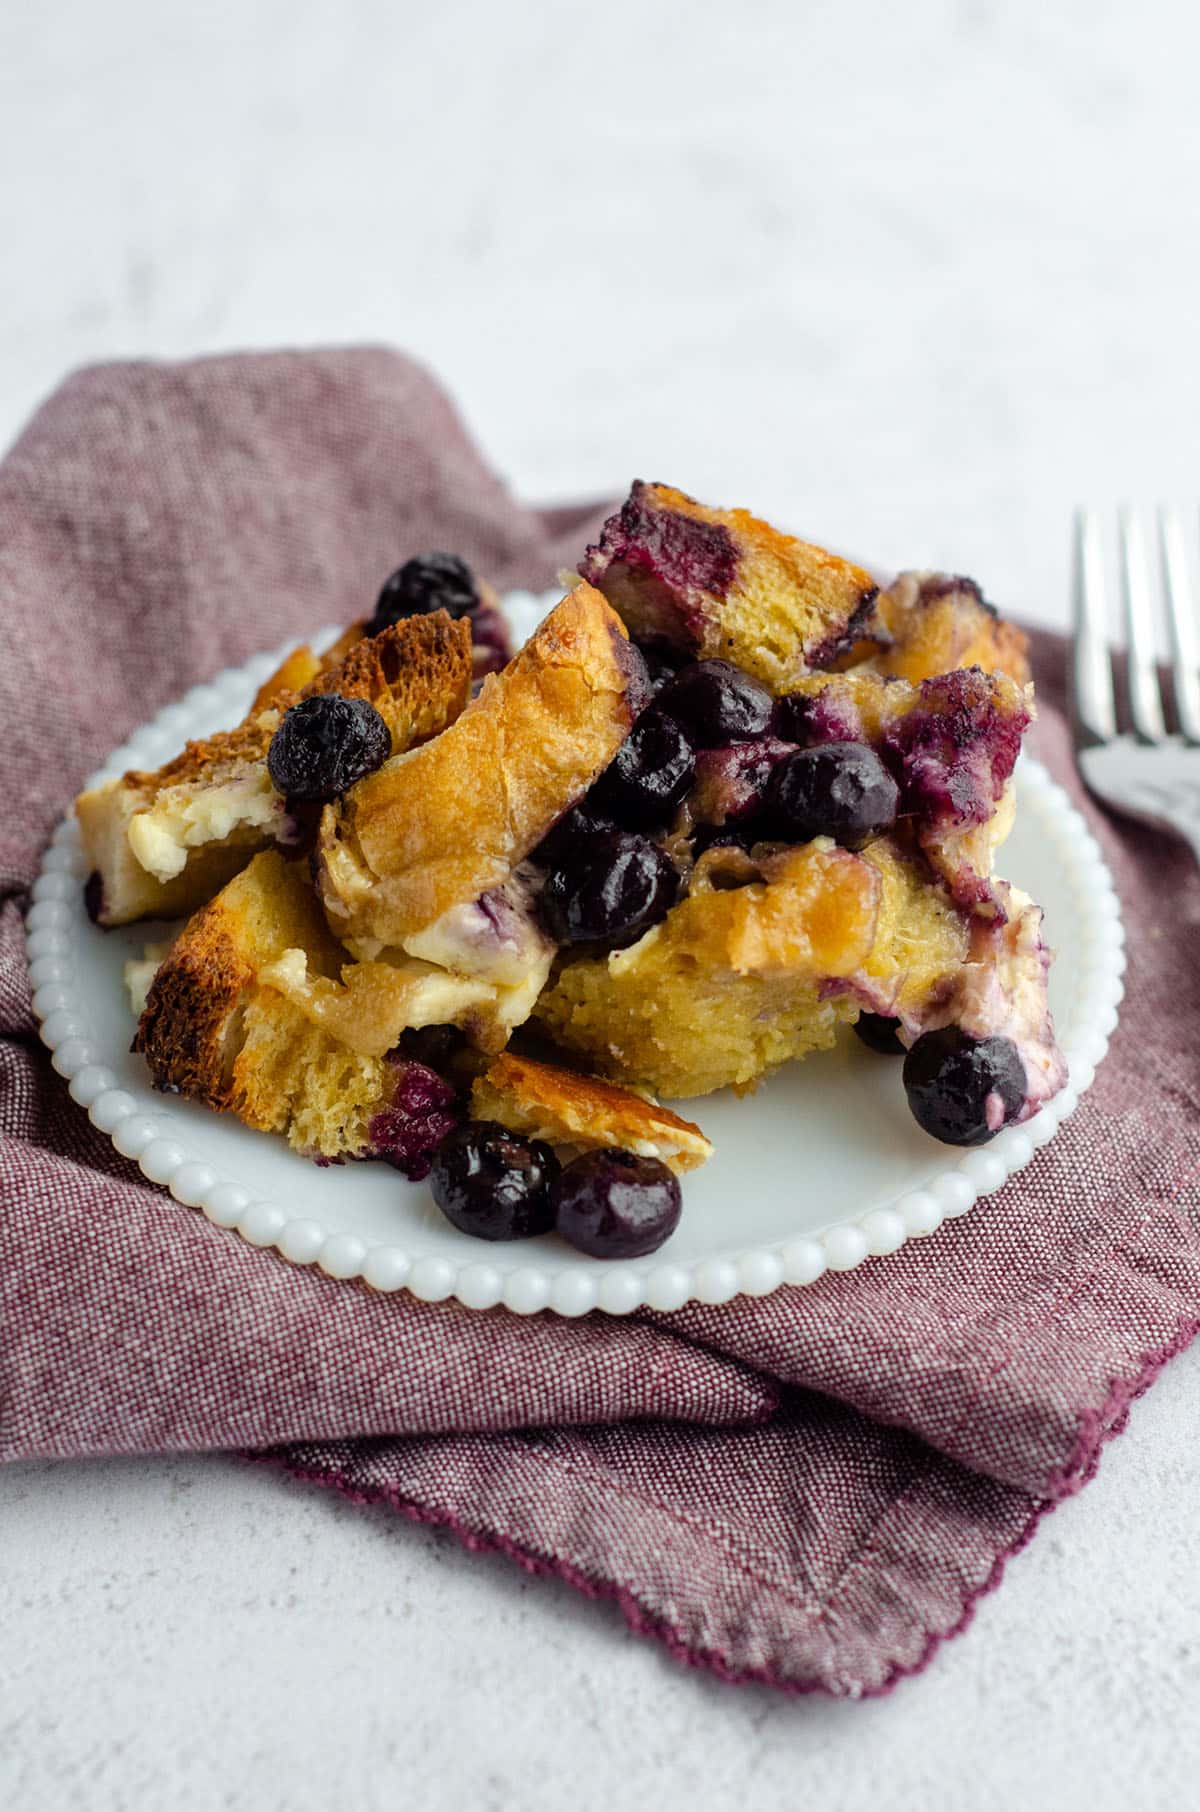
xmin=26 ymin=598 xmax=1125 ymax=1317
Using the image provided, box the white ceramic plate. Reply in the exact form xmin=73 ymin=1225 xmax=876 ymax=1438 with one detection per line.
xmin=27 ymin=592 xmax=1125 ymax=1316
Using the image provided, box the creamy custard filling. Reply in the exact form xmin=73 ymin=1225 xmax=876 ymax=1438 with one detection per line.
xmin=128 ymin=771 xmax=283 ymax=882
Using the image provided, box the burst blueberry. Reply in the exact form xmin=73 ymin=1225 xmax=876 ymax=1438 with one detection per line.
xmin=267 ymin=694 xmax=391 ymax=803
xmin=429 ymin=1121 xmax=559 ymax=1240
xmin=590 ymin=710 xmax=695 ymax=829
xmin=533 ymin=803 xmax=619 ymax=870
xmin=540 ymin=831 xmax=678 ymax=950
xmin=763 ymin=741 xmax=898 ymax=849
xmin=655 ymin=659 xmax=774 ymax=747
xmin=902 ymin=1026 xmax=1025 ymax=1145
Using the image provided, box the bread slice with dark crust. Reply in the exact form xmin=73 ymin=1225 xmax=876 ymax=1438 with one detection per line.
xmin=77 ymin=612 xmax=472 ymax=927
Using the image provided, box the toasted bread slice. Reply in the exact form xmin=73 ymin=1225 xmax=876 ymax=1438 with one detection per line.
xmin=316 ymin=582 xmax=647 ymax=956
xmin=77 ymin=613 xmax=472 ymax=927
xmin=578 ymin=482 xmax=879 ymax=691
xmin=470 ymin=1052 xmax=712 ymax=1174
xmin=133 ymin=849 xmax=537 ymax=1157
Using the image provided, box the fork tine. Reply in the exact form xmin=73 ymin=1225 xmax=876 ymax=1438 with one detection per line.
xmin=1159 ymin=506 xmax=1200 ymax=743
xmin=1071 ymin=508 xmax=1116 ymax=745
xmin=1119 ymin=506 xmax=1166 ymax=742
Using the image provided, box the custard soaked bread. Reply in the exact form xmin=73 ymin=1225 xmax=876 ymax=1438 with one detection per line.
xmin=118 ymin=485 xmax=1065 ymax=1239
xmin=579 ymin=481 xmax=880 ymax=691
xmin=77 ymin=613 xmax=472 ymax=927
xmin=316 ymin=582 xmax=648 ymax=959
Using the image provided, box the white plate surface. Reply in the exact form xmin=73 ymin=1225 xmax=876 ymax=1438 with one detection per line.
xmin=27 ymin=593 xmax=1125 ymax=1316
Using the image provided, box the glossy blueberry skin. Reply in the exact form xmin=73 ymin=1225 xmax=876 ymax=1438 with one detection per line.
xmin=762 ymin=741 xmax=899 ymax=849
xmin=655 ymin=659 xmax=774 ymax=748
xmin=534 ymin=803 xmax=619 ymax=871
xmin=853 ymin=1013 xmax=907 ymax=1056
xmin=369 ymin=551 xmax=478 ymax=629
xmin=552 ymin=1149 xmax=682 ymax=1258
xmin=902 ymin=1027 xmax=1025 ymax=1145
xmin=639 ymin=645 xmax=681 ymax=696
xmin=540 ymin=831 xmax=679 ymax=951
xmin=590 ymin=710 xmax=696 ymax=830
xmin=429 ymin=1120 xmax=559 ymax=1240
xmin=691 ymin=822 xmax=756 ymax=860
xmin=267 ymin=694 xmax=391 ymax=803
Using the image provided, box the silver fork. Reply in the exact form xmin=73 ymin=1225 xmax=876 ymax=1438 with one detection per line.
xmin=1071 ymin=506 xmax=1200 ymax=865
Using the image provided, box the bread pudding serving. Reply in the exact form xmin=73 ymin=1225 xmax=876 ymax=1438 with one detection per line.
xmin=78 ymin=502 xmax=1067 ymax=1259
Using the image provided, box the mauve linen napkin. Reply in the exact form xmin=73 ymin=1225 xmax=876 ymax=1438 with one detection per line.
xmin=2 ymin=350 xmax=1198 ymax=1698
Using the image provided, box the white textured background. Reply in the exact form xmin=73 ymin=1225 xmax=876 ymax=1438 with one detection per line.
xmin=3 ymin=1 xmax=1200 ymax=1806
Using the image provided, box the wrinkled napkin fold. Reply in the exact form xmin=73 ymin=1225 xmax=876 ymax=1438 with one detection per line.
xmin=2 ymin=350 xmax=1198 ymax=1697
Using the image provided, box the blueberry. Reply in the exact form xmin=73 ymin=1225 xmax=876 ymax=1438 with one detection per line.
xmin=902 ymin=1027 xmax=1026 ymax=1146
xmin=267 ymin=694 xmax=391 ymax=803
xmin=655 ymin=659 xmax=774 ymax=747
xmin=762 ymin=741 xmax=898 ymax=848
xmin=853 ymin=1013 xmax=907 ymax=1056
xmin=639 ymin=645 xmax=681 ymax=696
xmin=552 ymin=1149 xmax=682 ymax=1258
xmin=590 ymin=710 xmax=695 ymax=829
xmin=540 ymin=831 xmax=679 ymax=950
xmin=369 ymin=552 xmax=479 ymax=630
xmin=396 ymin=1023 xmax=466 ymax=1077
xmin=691 ymin=822 xmax=755 ymax=860
xmin=368 ymin=1061 xmax=460 ymax=1181
xmin=533 ymin=803 xmax=618 ymax=870
xmin=429 ymin=1120 xmax=559 ymax=1240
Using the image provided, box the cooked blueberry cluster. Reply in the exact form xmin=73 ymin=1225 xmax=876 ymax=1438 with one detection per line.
xmin=267 ymin=695 xmax=391 ymax=803
xmin=428 ymin=1120 xmax=681 ymax=1257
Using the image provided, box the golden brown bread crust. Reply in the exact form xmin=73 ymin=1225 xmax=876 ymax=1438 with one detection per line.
xmin=133 ymin=851 xmax=394 ymax=1155
xmin=316 ymin=583 xmax=646 ymax=951
xmin=470 ymin=1052 xmax=713 ymax=1173
xmin=858 ymin=572 xmax=1031 ymax=686
xmin=133 ymin=916 xmax=253 ymax=1110
xmin=78 ymin=613 xmax=472 ymax=927
xmin=126 ymin=612 xmax=471 ymax=794
xmin=133 ymin=849 xmax=345 ymax=1104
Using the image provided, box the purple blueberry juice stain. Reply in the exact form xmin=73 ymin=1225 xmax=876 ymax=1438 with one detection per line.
xmin=773 ymin=689 xmax=864 ymax=748
xmin=804 ymin=586 xmax=880 ymax=668
xmin=368 ymin=1058 xmax=461 ymax=1181
xmin=883 ymin=669 xmax=1028 ymax=830
xmin=581 ymin=482 xmax=739 ymax=603
xmin=690 ymin=737 xmax=795 ymax=824
xmin=470 ymin=600 xmax=512 ymax=677
xmin=914 ymin=573 xmax=995 ymax=617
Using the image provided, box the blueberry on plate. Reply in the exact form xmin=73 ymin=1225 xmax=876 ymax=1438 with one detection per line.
xmin=655 ymin=659 xmax=774 ymax=747
xmin=590 ymin=710 xmax=696 ymax=829
xmin=763 ymin=741 xmax=898 ymax=849
xmin=540 ymin=830 xmax=679 ymax=950
xmin=853 ymin=1013 xmax=907 ymax=1056
xmin=369 ymin=551 xmax=479 ymax=630
xmin=902 ymin=1026 xmax=1026 ymax=1145
xmin=429 ymin=1121 xmax=559 ymax=1240
xmin=552 ymin=1149 xmax=682 ymax=1258
xmin=267 ymin=694 xmax=391 ymax=803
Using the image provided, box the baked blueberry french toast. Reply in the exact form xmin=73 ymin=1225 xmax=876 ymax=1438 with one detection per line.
xmin=85 ymin=505 xmax=1067 ymax=1261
